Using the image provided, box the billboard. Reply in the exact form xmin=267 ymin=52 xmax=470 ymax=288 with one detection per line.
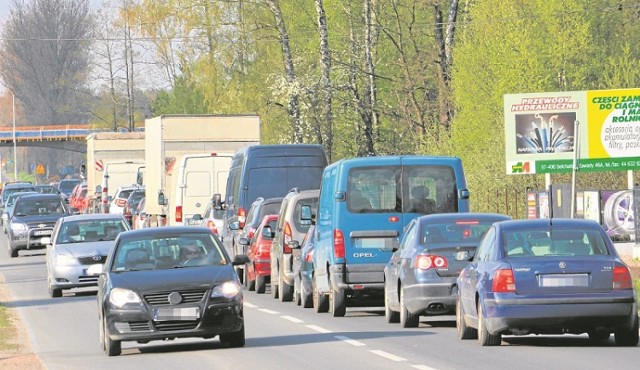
xmin=505 ymin=88 xmax=640 ymax=174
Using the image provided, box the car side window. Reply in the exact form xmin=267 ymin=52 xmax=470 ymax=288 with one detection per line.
xmin=475 ymin=226 xmax=496 ymax=262
xmin=398 ymin=222 xmax=417 ymax=256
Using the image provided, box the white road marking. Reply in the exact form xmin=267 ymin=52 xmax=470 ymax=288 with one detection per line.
xmin=370 ymin=350 xmax=406 ymax=362
xmin=412 ymin=365 xmax=439 ymax=370
xmin=334 ymin=335 xmax=365 ymax=346
xmin=281 ymin=315 xmax=304 ymax=323
xmin=244 ymin=302 xmax=257 ymax=308
xmin=305 ymin=325 xmax=333 ymax=333
xmin=258 ymin=308 xmax=279 ymax=315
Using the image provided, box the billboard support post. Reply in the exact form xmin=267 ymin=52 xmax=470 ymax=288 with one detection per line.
xmin=570 ymin=120 xmax=580 ymax=219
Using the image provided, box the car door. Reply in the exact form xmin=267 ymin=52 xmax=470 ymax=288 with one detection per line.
xmin=386 ymin=220 xmax=417 ymax=305
xmin=460 ymin=225 xmax=497 ymax=319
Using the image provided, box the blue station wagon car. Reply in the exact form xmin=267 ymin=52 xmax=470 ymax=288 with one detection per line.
xmin=312 ymin=155 xmax=470 ymax=317
xmin=456 ymin=218 xmax=639 ymax=346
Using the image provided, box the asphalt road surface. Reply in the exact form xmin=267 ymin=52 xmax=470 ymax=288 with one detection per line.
xmin=1 ymin=235 xmax=639 ymax=370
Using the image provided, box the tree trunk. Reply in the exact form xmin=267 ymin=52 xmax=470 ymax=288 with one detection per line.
xmin=314 ymin=0 xmax=333 ymax=161
xmin=434 ymin=0 xmax=459 ymax=131
xmin=266 ymin=0 xmax=303 ymax=143
xmin=363 ymin=0 xmax=378 ymax=156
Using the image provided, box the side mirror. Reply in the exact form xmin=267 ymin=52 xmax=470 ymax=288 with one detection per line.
xmin=238 ymin=237 xmax=250 ymax=246
xmin=232 ymin=254 xmax=250 ymax=266
xmin=289 ymin=240 xmax=301 ymax=249
xmin=136 ymin=172 xmax=144 ymax=186
xmin=228 ymin=221 xmax=240 ymax=230
xmin=157 ymin=191 xmax=167 ymax=206
xmin=262 ymin=226 xmax=272 ymax=237
xmin=192 ymin=214 xmax=202 ymax=221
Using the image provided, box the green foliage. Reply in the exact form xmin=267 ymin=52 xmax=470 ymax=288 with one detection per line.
xmin=150 ymin=76 xmax=209 ymax=115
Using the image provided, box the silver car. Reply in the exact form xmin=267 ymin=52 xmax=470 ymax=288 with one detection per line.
xmin=2 ymin=191 xmax=38 ymax=233
xmin=46 ymin=214 xmax=130 ymax=298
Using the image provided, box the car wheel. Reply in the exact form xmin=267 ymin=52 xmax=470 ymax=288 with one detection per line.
xmin=270 ymin=268 xmax=279 ymax=299
xmin=293 ymin=278 xmax=301 ymax=306
xmin=329 ymin=288 xmax=347 ymax=317
xmin=247 ymin=265 xmax=256 ymax=291
xmin=614 ymin=314 xmax=639 ymax=346
xmin=103 ymin=316 xmax=121 ymax=356
xmin=9 ymin=245 xmax=18 ymax=258
xmin=48 ymin=279 xmax=62 ymax=299
xmin=456 ymin=296 xmax=477 ymax=339
xmin=588 ymin=330 xmax=610 ymax=343
xmin=301 ymin=281 xmax=313 ymax=309
xmin=312 ymin=277 xmax=328 ymax=313
xmin=477 ymin=302 xmax=501 ymax=346
xmin=384 ymin=284 xmax=399 ymax=324
xmin=256 ymin=275 xmax=266 ymax=294
xmin=399 ymin=286 xmax=419 ymax=328
xmin=279 ymin=275 xmax=293 ymax=302
xmin=220 ymin=323 xmax=245 ymax=348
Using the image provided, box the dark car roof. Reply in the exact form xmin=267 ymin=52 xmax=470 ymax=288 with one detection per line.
xmin=118 ymin=226 xmax=211 ymax=240
xmin=16 ymin=193 xmax=62 ymax=201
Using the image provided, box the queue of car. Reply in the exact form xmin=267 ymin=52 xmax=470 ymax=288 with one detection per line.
xmin=1 ymin=145 xmax=638 ymax=358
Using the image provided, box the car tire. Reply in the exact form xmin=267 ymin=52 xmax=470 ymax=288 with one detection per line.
xmin=279 ymin=275 xmax=293 ymax=302
xmin=399 ymin=286 xmax=419 ymax=328
xmin=312 ymin=277 xmax=329 ymax=313
xmin=456 ymin=297 xmax=477 ymax=339
xmin=256 ymin=275 xmax=266 ymax=294
xmin=384 ymin=285 xmax=399 ymax=324
xmin=270 ymin=265 xmax=279 ymax=299
xmin=247 ymin=266 xmax=256 ymax=291
xmin=329 ymin=288 xmax=347 ymax=317
xmin=103 ymin=316 xmax=121 ymax=356
xmin=9 ymin=245 xmax=18 ymax=258
xmin=301 ymin=282 xmax=313 ymax=309
xmin=220 ymin=323 xmax=245 ymax=348
xmin=477 ymin=302 xmax=501 ymax=346
xmin=293 ymin=279 xmax=302 ymax=306
xmin=614 ymin=315 xmax=639 ymax=346
xmin=48 ymin=280 xmax=62 ymax=299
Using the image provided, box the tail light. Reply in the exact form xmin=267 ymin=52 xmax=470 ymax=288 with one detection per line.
xmin=283 ymin=222 xmax=292 ymax=253
xmin=333 ymin=229 xmax=345 ymax=259
xmin=492 ymin=268 xmax=516 ymax=293
xmin=247 ymin=226 xmax=257 ymax=240
xmin=115 ymin=199 xmax=127 ymax=207
xmin=613 ymin=265 xmax=632 ymax=290
xmin=207 ymin=220 xmax=218 ymax=234
xmin=175 ymin=205 xmax=183 ymax=223
xmin=305 ymin=249 xmax=314 ymax=263
xmin=238 ymin=208 xmax=246 ymax=229
xmin=102 ymin=187 xmax=108 ymax=204
xmin=414 ymin=254 xmax=448 ymax=270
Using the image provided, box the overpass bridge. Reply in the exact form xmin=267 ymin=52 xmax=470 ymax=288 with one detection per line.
xmin=0 ymin=125 xmax=139 ymax=153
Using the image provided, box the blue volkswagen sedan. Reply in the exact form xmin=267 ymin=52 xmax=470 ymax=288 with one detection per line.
xmin=97 ymin=227 xmax=250 ymax=356
xmin=384 ymin=213 xmax=510 ymax=327
xmin=456 ymin=218 xmax=638 ymax=346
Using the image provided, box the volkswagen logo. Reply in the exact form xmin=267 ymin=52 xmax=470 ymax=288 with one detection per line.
xmin=92 ymin=255 xmax=101 ymax=262
xmin=168 ymin=291 xmax=183 ymax=305
xmin=559 ymin=261 xmax=567 ymax=269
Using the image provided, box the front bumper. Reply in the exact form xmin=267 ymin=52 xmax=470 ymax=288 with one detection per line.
xmin=253 ymin=259 xmax=271 ymax=276
xmin=483 ymin=293 xmax=637 ymax=335
xmin=105 ymin=300 xmax=244 ymax=342
xmin=49 ymin=264 xmax=102 ymax=290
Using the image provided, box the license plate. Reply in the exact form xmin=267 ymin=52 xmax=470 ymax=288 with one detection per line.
xmin=85 ymin=264 xmax=103 ymax=276
xmin=187 ymin=218 xmax=200 ymax=226
xmin=153 ymin=307 xmax=200 ymax=321
xmin=34 ymin=230 xmax=52 ymax=236
xmin=540 ymin=274 xmax=589 ymax=287
xmin=354 ymin=238 xmax=391 ymax=249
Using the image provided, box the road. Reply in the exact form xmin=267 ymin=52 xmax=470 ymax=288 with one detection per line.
xmin=1 ymin=235 xmax=639 ymax=370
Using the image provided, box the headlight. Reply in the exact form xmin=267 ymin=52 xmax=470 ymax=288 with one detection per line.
xmin=211 ymin=281 xmax=242 ymax=299
xmin=109 ymin=288 xmax=141 ymax=308
xmin=53 ymin=254 xmax=78 ymax=266
xmin=10 ymin=222 xmax=27 ymax=231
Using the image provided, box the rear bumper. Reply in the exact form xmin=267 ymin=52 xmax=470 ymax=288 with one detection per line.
xmin=483 ymin=295 xmax=637 ymax=334
xmin=253 ymin=259 xmax=271 ymax=276
xmin=403 ymin=280 xmax=457 ymax=315
xmin=329 ymin=263 xmax=385 ymax=291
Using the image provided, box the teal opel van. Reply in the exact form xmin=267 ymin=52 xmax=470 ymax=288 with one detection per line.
xmin=312 ymin=156 xmax=470 ymax=316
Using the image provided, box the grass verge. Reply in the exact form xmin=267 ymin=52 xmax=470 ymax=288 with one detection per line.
xmin=0 ymin=302 xmax=19 ymax=352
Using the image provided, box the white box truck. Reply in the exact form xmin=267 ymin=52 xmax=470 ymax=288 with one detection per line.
xmin=100 ymin=160 xmax=145 ymax=213
xmin=85 ymin=132 xmax=145 ymax=212
xmin=174 ymin=153 xmax=233 ymax=226
xmin=144 ymin=114 xmax=260 ymax=227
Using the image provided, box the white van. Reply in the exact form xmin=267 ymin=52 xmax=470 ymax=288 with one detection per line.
xmin=173 ymin=153 xmax=233 ymax=226
xmin=100 ymin=161 xmax=144 ymax=213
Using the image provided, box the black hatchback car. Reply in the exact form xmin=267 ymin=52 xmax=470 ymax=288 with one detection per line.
xmin=8 ymin=193 xmax=69 ymax=258
xmin=97 ymin=227 xmax=249 ymax=356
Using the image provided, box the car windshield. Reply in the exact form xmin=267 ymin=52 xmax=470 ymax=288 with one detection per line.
xmin=111 ymin=234 xmax=227 ymax=271
xmin=14 ymin=198 xmax=66 ymax=216
xmin=56 ymin=219 xmax=128 ymax=244
xmin=3 ymin=187 xmax=36 ymax=203
xmin=503 ymin=229 xmax=611 ymax=257
xmin=422 ymin=220 xmax=498 ymax=244
xmin=7 ymin=192 xmax=37 ymax=207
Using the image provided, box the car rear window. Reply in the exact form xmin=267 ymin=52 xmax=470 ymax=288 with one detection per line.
xmin=421 ymin=219 xmax=498 ymax=244
xmin=503 ymin=229 xmax=610 ymax=257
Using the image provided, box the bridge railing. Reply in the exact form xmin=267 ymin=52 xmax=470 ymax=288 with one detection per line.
xmin=0 ymin=125 xmax=115 ymax=141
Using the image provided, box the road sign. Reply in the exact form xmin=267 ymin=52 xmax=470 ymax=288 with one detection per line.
xmin=36 ymin=163 xmax=45 ymax=175
xmin=95 ymin=160 xmax=104 ymax=171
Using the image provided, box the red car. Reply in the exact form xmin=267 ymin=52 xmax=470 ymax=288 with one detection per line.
xmin=69 ymin=183 xmax=88 ymax=213
xmin=240 ymin=214 xmax=278 ymax=294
